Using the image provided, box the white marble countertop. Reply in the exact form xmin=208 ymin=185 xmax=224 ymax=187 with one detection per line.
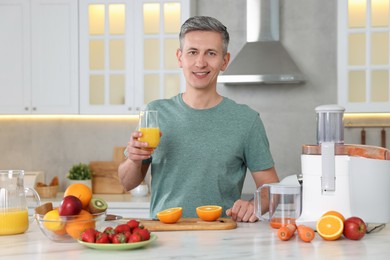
xmin=1 ymin=220 xmax=389 ymax=259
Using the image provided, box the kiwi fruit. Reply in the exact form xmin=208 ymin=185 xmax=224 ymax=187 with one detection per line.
xmin=88 ymin=198 xmax=108 ymax=214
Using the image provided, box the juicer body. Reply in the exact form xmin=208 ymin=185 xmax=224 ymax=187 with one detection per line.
xmin=296 ymin=145 xmax=390 ymax=230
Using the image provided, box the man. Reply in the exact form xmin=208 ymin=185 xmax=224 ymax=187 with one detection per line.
xmin=118 ymin=16 xmax=279 ymax=222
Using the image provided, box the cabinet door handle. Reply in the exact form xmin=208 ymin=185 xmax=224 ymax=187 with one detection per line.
xmin=25 ymin=107 xmax=29 ymax=111
xmin=32 ymin=107 xmax=37 ymax=111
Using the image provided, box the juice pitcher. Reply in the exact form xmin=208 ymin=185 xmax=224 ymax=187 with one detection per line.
xmin=254 ymin=183 xmax=301 ymax=229
xmin=0 ymin=170 xmax=41 ymax=235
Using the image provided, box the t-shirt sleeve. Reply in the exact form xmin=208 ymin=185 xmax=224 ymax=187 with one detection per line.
xmin=244 ymin=114 xmax=274 ymax=172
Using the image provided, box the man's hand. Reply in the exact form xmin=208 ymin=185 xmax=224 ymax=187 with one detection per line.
xmin=226 ymin=199 xmax=258 ymax=222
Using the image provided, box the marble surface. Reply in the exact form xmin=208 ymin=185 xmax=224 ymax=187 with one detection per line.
xmin=0 ymin=219 xmax=389 ymax=259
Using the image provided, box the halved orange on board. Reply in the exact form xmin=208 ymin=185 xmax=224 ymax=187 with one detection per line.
xmin=196 ymin=205 xmax=222 ymax=221
xmin=156 ymin=207 xmax=182 ymax=224
xmin=316 ymin=215 xmax=344 ymax=241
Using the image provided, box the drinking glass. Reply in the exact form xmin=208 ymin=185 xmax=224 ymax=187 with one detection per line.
xmin=138 ymin=110 xmax=160 ymax=149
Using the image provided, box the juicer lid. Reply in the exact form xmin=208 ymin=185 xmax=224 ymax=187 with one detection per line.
xmin=270 ymin=184 xmax=301 ymax=194
xmin=315 ymin=104 xmax=345 ymax=113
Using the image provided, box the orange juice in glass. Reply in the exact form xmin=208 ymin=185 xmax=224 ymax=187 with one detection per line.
xmin=138 ymin=110 xmax=160 ymax=149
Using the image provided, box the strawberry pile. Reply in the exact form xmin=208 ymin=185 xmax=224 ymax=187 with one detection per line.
xmin=80 ymin=219 xmax=151 ymax=244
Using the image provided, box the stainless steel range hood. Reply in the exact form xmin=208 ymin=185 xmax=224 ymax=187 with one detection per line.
xmin=218 ymin=0 xmax=304 ymax=85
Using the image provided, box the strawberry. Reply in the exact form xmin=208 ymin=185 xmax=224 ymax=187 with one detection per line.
xmin=128 ymin=233 xmax=142 ymax=243
xmin=80 ymin=228 xmax=96 ymax=243
xmin=96 ymin=232 xmax=110 ymax=243
xmin=112 ymin=233 xmax=127 ymax=244
xmin=137 ymin=228 xmax=151 ymax=241
xmin=114 ymin=224 xmax=131 ymax=234
xmin=126 ymin=219 xmax=140 ymax=230
xmin=123 ymin=231 xmax=132 ymax=242
xmin=103 ymin=226 xmax=116 ymax=242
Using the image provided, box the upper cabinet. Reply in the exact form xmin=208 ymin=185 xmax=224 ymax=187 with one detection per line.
xmin=0 ymin=0 xmax=78 ymax=114
xmin=79 ymin=0 xmax=194 ymax=115
xmin=338 ymin=0 xmax=390 ymax=112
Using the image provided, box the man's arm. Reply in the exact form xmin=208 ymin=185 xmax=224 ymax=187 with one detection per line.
xmin=226 ymin=166 xmax=279 ymax=222
xmin=118 ymin=131 xmax=154 ymax=191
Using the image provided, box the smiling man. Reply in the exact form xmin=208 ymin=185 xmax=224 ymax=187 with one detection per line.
xmin=118 ymin=16 xmax=279 ymax=222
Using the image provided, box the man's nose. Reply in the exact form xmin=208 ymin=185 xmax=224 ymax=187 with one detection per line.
xmin=195 ymin=55 xmax=207 ymax=67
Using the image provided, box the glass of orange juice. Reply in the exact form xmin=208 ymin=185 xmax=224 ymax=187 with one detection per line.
xmin=138 ymin=110 xmax=160 ymax=149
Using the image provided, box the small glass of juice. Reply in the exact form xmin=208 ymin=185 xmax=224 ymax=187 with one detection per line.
xmin=138 ymin=110 xmax=160 ymax=149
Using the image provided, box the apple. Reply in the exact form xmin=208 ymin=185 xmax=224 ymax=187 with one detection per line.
xmin=343 ymin=216 xmax=367 ymax=240
xmin=59 ymin=195 xmax=83 ymax=216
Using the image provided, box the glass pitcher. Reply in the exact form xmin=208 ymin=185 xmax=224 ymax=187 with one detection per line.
xmin=254 ymin=183 xmax=301 ymax=229
xmin=0 ymin=170 xmax=41 ymax=235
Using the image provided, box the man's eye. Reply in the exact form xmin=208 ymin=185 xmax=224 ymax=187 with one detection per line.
xmin=188 ymin=51 xmax=197 ymax=55
xmin=208 ymin=52 xmax=217 ymax=56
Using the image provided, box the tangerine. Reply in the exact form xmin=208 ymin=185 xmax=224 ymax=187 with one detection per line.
xmin=156 ymin=207 xmax=182 ymax=224
xmin=65 ymin=210 xmax=95 ymax=239
xmin=196 ymin=205 xmax=222 ymax=221
xmin=316 ymin=215 xmax=344 ymax=241
xmin=64 ymin=183 xmax=92 ymax=209
xmin=322 ymin=210 xmax=345 ymax=223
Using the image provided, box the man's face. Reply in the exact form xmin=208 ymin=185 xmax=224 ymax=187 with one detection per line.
xmin=176 ymin=31 xmax=230 ymax=90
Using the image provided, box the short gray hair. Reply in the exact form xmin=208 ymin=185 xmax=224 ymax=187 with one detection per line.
xmin=179 ymin=16 xmax=230 ymax=55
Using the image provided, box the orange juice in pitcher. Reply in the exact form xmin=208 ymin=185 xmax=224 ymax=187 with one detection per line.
xmin=0 ymin=208 xmax=29 ymax=235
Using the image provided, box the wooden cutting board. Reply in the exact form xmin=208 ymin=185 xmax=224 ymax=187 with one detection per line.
xmin=131 ymin=218 xmax=237 ymax=231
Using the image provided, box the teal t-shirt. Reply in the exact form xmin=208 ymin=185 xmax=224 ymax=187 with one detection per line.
xmin=145 ymin=94 xmax=274 ymax=218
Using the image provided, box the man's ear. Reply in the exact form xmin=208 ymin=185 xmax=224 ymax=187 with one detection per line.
xmin=221 ymin=52 xmax=231 ymax=71
xmin=176 ymin=48 xmax=183 ymax=68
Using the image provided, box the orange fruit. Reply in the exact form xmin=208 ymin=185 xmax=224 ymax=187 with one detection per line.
xmin=156 ymin=207 xmax=182 ymax=224
xmin=196 ymin=205 xmax=222 ymax=221
xmin=322 ymin=210 xmax=345 ymax=223
xmin=42 ymin=209 xmax=65 ymax=231
xmin=316 ymin=215 xmax=344 ymax=241
xmin=65 ymin=210 xmax=95 ymax=239
xmin=64 ymin=183 xmax=92 ymax=209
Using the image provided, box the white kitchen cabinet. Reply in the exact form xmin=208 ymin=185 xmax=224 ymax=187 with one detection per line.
xmin=79 ymin=0 xmax=194 ymax=115
xmin=0 ymin=0 xmax=78 ymax=114
xmin=338 ymin=0 xmax=390 ymax=112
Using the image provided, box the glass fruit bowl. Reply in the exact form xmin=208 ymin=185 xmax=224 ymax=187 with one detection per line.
xmin=35 ymin=209 xmax=107 ymax=243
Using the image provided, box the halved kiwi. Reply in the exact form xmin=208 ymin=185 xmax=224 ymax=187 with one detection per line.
xmin=88 ymin=197 xmax=108 ymax=214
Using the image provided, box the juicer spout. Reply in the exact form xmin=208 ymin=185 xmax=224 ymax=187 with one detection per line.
xmin=321 ymin=142 xmax=336 ymax=191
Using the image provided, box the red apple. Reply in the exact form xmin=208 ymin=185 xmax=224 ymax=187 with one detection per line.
xmin=343 ymin=216 xmax=367 ymax=240
xmin=59 ymin=195 xmax=83 ymax=216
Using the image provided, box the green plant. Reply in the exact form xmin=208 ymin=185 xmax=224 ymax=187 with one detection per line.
xmin=67 ymin=163 xmax=91 ymax=180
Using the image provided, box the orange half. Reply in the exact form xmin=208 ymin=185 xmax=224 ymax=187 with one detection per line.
xmin=196 ymin=205 xmax=222 ymax=221
xmin=156 ymin=207 xmax=182 ymax=224
xmin=316 ymin=215 xmax=344 ymax=241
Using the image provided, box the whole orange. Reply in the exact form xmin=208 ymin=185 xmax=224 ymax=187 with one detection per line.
xmin=64 ymin=183 xmax=92 ymax=209
xmin=322 ymin=210 xmax=345 ymax=223
xmin=65 ymin=210 xmax=95 ymax=239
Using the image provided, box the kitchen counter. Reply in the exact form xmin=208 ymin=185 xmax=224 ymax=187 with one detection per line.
xmin=1 ymin=220 xmax=389 ymax=259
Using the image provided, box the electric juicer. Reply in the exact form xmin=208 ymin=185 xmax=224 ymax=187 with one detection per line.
xmin=296 ymin=105 xmax=390 ymax=230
